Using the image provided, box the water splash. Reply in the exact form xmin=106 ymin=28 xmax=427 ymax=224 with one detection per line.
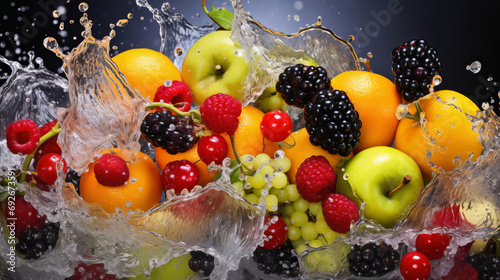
xmin=466 ymin=61 xmax=482 ymax=74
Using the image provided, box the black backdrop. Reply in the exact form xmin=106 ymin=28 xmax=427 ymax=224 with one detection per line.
xmin=1 ymin=0 xmax=499 ymax=110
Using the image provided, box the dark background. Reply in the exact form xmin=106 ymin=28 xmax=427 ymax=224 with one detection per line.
xmin=1 ymin=0 xmax=499 ymax=110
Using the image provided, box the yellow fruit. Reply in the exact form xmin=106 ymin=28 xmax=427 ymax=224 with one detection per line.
xmin=330 ymin=70 xmax=402 ymax=153
xmin=80 ymin=149 xmax=163 ymax=213
xmin=282 ymin=128 xmax=351 ymax=184
xmin=112 ymin=48 xmax=181 ymax=101
xmin=395 ymin=90 xmax=482 ymax=181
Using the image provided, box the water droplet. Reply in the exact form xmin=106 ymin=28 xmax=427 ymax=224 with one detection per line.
xmin=140 ymin=16 xmax=144 ymax=20
xmin=116 ymin=19 xmax=128 ymax=27
xmin=69 ymin=20 xmax=74 ymax=24
xmin=293 ymin=15 xmax=300 ymax=22
xmin=343 ymin=173 xmax=349 ymax=180
xmin=348 ymin=35 xmax=355 ymax=42
xmin=466 ymin=61 xmax=481 ymax=74
xmin=163 ymin=80 xmax=172 ymax=87
xmin=453 ymin=156 xmax=462 ymax=166
xmin=367 ymin=52 xmax=373 ymax=58
xmin=127 ymin=13 xmax=133 ymax=19
xmin=78 ymin=2 xmax=89 ymax=12
xmin=130 ymin=177 xmax=137 ymax=183
xmin=487 ymin=77 xmax=494 ymax=82
xmin=53 ymin=10 xmax=60 ymax=18
xmin=43 ymin=37 xmax=59 ymax=50
xmin=109 ymin=23 xmax=115 ymax=29
xmin=432 ymin=75 xmax=442 ymax=87
xmin=174 ymin=47 xmax=183 ymax=56
xmin=395 ymin=104 xmax=408 ymax=120
xmin=59 ymin=22 xmax=64 ymax=30
xmin=109 ymin=29 xmax=116 ymax=38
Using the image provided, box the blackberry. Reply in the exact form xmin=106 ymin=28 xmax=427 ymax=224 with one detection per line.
xmin=16 ymin=222 xmax=60 ymax=260
xmin=188 ymin=250 xmax=215 ymax=277
xmin=276 ymin=64 xmax=330 ymax=108
xmin=347 ymin=242 xmax=400 ymax=277
xmin=392 ymin=39 xmax=442 ymax=103
xmin=466 ymin=241 xmax=500 ymax=280
xmin=65 ymin=169 xmax=80 ymax=194
xmin=252 ymin=240 xmax=300 ymax=278
xmin=304 ymin=88 xmax=362 ymax=156
xmin=140 ymin=110 xmax=199 ymax=155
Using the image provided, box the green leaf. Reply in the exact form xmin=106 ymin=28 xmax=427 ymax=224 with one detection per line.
xmin=0 ymin=191 xmax=8 ymax=202
xmin=203 ymin=1 xmax=234 ymax=30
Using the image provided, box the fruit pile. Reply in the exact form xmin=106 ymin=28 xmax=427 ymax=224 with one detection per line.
xmin=0 ymin=8 xmax=491 ymax=280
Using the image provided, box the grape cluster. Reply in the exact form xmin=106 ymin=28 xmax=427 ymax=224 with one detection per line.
xmin=252 ymin=240 xmax=300 ymax=278
xmin=16 ymin=222 xmax=60 ymax=259
xmin=347 ymin=242 xmax=400 ymax=277
xmin=256 ymin=86 xmax=289 ymax=113
xmin=140 ymin=110 xmax=198 ymax=154
xmin=188 ymin=250 xmax=215 ymax=277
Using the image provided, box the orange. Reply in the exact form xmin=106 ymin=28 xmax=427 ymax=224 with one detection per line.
xmin=112 ymin=48 xmax=181 ymax=101
xmin=330 ymin=70 xmax=402 ymax=153
xmin=221 ymin=106 xmax=279 ymax=159
xmin=80 ymin=149 xmax=163 ymax=213
xmin=395 ymin=90 xmax=482 ymax=181
xmin=155 ymin=143 xmax=216 ymax=187
xmin=282 ymin=127 xmax=352 ymax=184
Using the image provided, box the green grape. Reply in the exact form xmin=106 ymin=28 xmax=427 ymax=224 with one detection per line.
xmin=271 ymin=172 xmax=288 ymax=189
xmin=295 ymin=243 xmax=307 ymax=255
xmin=324 ymin=229 xmax=343 ymax=244
xmin=282 ymin=216 xmax=292 ymax=227
xmin=272 ymin=157 xmax=291 ymax=173
xmin=290 ymin=238 xmax=305 ymax=249
xmin=246 ymin=172 xmax=265 ymax=189
xmin=314 ymin=219 xmax=330 ymax=234
xmin=254 ymin=153 xmax=272 ymax=168
xmin=308 ymin=239 xmax=324 ymax=248
xmin=269 ymin=187 xmax=288 ymax=203
xmin=285 ymin=184 xmax=301 ymax=202
xmin=282 ymin=204 xmax=295 ymax=217
xmin=293 ymin=197 xmax=309 ymax=213
xmin=252 ymin=185 xmax=267 ymax=196
xmin=239 ymin=154 xmax=255 ymax=173
xmin=232 ymin=181 xmax=244 ymax=193
xmin=290 ymin=211 xmax=308 ymax=227
xmin=259 ymin=165 xmax=274 ymax=177
xmin=308 ymin=202 xmax=322 ymax=216
xmin=288 ymin=225 xmax=302 ymax=241
xmin=244 ymin=193 xmax=260 ymax=205
xmin=265 ymin=95 xmax=284 ymax=112
xmin=315 ymin=211 xmax=324 ymax=221
xmin=264 ymin=194 xmax=279 ymax=212
xmin=301 ymin=222 xmax=318 ymax=241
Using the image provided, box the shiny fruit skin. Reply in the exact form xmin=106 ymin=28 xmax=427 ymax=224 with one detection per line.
xmin=415 ymin=233 xmax=451 ymax=260
xmin=400 ymin=251 xmax=432 ymax=280
xmin=260 ymin=110 xmax=293 ymax=142
xmin=162 ymin=160 xmax=200 ymax=194
xmin=197 ymin=134 xmax=229 ymax=165
xmin=261 ymin=215 xmax=288 ymax=250
xmin=36 ymin=153 xmax=68 ymax=184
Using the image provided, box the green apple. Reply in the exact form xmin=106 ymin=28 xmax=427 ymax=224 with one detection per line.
xmin=336 ymin=146 xmax=424 ymax=228
xmin=129 ymin=253 xmax=199 ymax=280
xmin=181 ymin=30 xmax=250 ymax=106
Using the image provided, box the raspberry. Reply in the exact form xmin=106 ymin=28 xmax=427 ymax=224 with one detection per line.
xmin=199 ymin=93 xmax=242 ymax=136
xmin=93 ymin=154 xmax=130 ymax=186
xmin=322 ymin=193 xmax=359 ymax=234
xmin=295 ymin=155 xmax=336 ymax=202
xmin=153 ymin=80 xmax=193 ymax=112
xmin=6 ymin=119 xmax=40 ymax=155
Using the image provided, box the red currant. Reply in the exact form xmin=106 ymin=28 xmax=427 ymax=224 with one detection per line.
xmin=261 ymin=215 xmax=288 ymax=250
xmin=415 ymin=232 xmax=451 ymax=260
xmin=36 ymin=153 xmax=68 ymax=184
xmin=260 ymin=110 xmax=293 ymax=142
xmin=197 ymin=133 xmax=229 ymax=165
xmin=400 ymin=251 xmax=431 ymax=280
xmin=162 ymin=160 xmax=200 ymax=194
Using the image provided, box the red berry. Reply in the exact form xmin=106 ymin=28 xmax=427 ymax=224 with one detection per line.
xmin=33 ymin=140 xmax=62 ymax=169
xmin=322 ymin=193 xmax=359 ymax=234
xmin=154 ymin=80 xmax=193 ymax=112
xmin=162 ymin=159 xmax=200 ymax=194
xmin=93 ymin=154 xmax=130 ymax=186
xmin=415 ymin=232 xmax=451 ymax=260
xmin=69 ymin=263 xmax=118 ymax=280
xmin=200 ymin=93 xmax=242 ymax=136
xmin=260 ymin=110 xmax=293 ymax=142
xmin=4 ymin=194 xmax=46 ymax=238
xmin=6 ymin=119 xmax=40 ymax=155
xmin=295 ymin=155 xmax=336 ymax=202
xmin=261 ymin=215 xmax=288 ymax=250
xmin=400 ymin=251 xmax=432 ymax=280
xmin=36 ymin=153 xmax=68 ymax=184
xmin=197 ymin=134 xmax=229 ymax=165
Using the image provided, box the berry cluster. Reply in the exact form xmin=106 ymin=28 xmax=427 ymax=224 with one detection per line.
xmin=188 ymin=250 xmax=215 ymax=277
xmin=140 ymin=109 xmax=199 ymax=154
xmin=16 ymin=222 xmax=60 ymax=260
xmin=347 ymin=242 xmax=400 ymax=277
xmin=466 ymin=240 xmax=500 ymax=280
xmin=392 ymin=39 xmax=442 ymax=103
xmin=252 ymin=240 xmax=300 ymax=278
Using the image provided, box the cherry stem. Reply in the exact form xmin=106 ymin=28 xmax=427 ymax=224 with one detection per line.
xmin=403 ymin=101 xmax=424 ymax=121
xmin=230 ymin=135 xmax=252 ymax=173
xmin=386 ymin=175 xmax=412 ymax=196
xmin=19 ymin=121 xmax=62 ymax=184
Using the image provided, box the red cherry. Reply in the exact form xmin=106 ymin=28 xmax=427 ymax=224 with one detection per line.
xmin=261 ymin=215 xmax=288 ymax=250
xmin=260 ymin=110 xmax=293 ymax=142
xmin=4 ymin=194 xmax=46 ymax=238
xmin=69 ymin=263 xmax=118 ymax=280
xmin=36 ymin=153 xmax=68 ymax=184
xmin=197 ymin=133 xmax=229 ymax=165
xmin=415 ymin=232 xmax=451 ymax=260
xmin=400 ymin=251 xmax=432 ymax=280
xmin=162 ymin=159 xmax=200 ymax=194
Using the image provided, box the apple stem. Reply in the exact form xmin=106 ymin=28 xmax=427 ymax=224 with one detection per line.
xmin=215 ymin=64 xmax=224 ymax=75
xmin=387 ymin=175 xmax=412 ymax=196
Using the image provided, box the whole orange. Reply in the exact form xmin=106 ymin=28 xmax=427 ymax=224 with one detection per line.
xmin=112 ymin=48 xmax=182 ymax=101
xmin=155 ymin=143 xmax=216 ymax=187
xmin=395 ymin=90 xmax=482 ymax=181
xmin=221 ymin=106 xmax=279 ymax=159
xmin=330 ymin=70 xmax=402 ymax=153
xmin=80 ymin=149 xmax=163 ymax=213
xmin=282 ymin=127 xmax=352 ymax=184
